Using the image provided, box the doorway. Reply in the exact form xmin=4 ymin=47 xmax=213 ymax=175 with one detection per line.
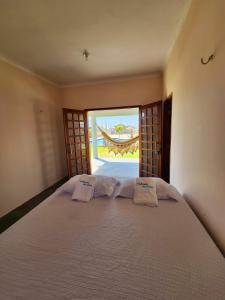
xmin=88 ymin=108 xmax=139 ymax=177
xmin=62 ymin=101 xmax=163 ymax=178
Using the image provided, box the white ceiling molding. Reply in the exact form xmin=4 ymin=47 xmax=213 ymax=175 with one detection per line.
xmin=0 ymin=56 xmax=57 ymax=87
xmin=165 ymin=0 xmax=192 ymax=65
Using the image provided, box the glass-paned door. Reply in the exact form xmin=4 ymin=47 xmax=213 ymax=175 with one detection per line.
xmin=139 ymin=101 xmax=162 ymax=177
xmin=63 ymin=109 xmax=90 ymax=177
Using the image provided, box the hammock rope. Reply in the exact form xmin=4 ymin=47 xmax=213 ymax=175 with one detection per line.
xmin=97 ymin=126 xmax=139 ymax=156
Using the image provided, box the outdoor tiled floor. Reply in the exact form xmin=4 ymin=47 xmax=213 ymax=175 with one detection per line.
xmin=91 ymin=158 xmax=139 ymax=177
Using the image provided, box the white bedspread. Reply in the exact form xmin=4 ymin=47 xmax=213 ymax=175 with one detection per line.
xmin=1 ymin=192 xmax=225 ymax=300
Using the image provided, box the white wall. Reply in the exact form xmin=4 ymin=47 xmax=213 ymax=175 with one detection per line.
xmin=164 ymin=0 xmax=225 ymax=252
xmin=0 ymin=60 xmax=66 ymax=216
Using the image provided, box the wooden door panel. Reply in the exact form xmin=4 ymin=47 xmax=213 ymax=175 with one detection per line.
xmin=63 ymin=109 xmax=90 ymax=177
xmin=139 ymin=101 xmax=162 ymax=177
xmin=162 ymin=97 xmax=172 ymax=182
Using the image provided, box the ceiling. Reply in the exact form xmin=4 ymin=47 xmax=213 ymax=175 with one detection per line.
xmin=0 ymin=0 xmax=191 ymax=86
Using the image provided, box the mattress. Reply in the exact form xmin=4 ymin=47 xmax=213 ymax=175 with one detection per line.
xmin=0 ymin=191 xmax=225 ymax=300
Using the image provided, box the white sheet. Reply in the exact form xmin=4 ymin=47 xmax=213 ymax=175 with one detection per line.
xmin=1 ymin=191 xmax=225 ymax=300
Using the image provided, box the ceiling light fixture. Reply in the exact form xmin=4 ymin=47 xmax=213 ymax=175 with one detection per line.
xmin=82 ymin=49 xmax=90 ymax=61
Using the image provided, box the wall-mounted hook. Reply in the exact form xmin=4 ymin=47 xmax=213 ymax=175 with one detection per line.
xmin=82 ymin=49 xmax=90 ymax=61
xmin=201 ymin=54 xmax=215 ymax=65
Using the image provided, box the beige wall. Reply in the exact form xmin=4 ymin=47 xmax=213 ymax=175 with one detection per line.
xmin=0 ymin=64 xmax=162 ymax=217
xmin=0 ymin=60 xmax=66 ymax=216
xmin=165 ymin=0 xmax=225 ymax=252
xmin=61 ymin=74 xmax=162 ymax=109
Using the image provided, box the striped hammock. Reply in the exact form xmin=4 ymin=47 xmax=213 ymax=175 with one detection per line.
xmin=97 ymin=126 xmax=139 ymax=156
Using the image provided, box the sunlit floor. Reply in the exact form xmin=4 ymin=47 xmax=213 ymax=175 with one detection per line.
xmin=91 ymin=157 xmax=139 ymax=177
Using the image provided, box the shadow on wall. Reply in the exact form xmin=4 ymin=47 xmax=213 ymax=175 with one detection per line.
xmin=33 ymin=100 xmax=66 ymax=187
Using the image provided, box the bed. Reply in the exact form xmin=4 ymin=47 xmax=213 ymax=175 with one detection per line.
xmin=0 ymin=190 xmax=225 ymax=299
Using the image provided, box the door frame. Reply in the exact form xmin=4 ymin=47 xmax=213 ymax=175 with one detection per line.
xmin=162 ymin=95 xmax=172 ymax=182
xmin=63 ymin=101 xmax=163 ymax=178
xmin=86 ymin=105 xmax=141 ymax=176
xmin=85 ymin=105 xmax=140 ymax=112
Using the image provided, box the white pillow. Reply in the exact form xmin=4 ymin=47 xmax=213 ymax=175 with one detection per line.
xmin=133 ymin=178 xmax=158 ymax=206
xmin=116 ymin=177 xmax=182 ymax=201
xmin=93 ymin=175 xmax=120 ymax=198
xmin=115 ymin=177 xmax=136 ymax=198
xmin=58 ymin=175 xmax=119 ymax=198
xmin=57 ymin=175 xmax=81 ymax=194
xmin=72 ymin=175 xmax=97 ymax=202
xmin=154 ymin=178 xmax=182 ymax=201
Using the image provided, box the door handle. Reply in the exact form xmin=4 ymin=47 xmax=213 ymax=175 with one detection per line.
xmin=154 ymin=142 xmax=157 ymax=155
xmin=67 ymin=144 xmax=73 ymax=155
xmin=154 ymin=142 xmax=161 ymax=155
xmin=70 ymin=144 xmax=73 ymax=155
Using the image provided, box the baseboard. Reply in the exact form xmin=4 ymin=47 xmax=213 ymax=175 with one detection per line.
xmin=0 ymin=176 xmax=68 ymax=234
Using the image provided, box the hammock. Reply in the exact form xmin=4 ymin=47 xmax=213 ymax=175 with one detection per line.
xmin=97 ymin=126 xmax=139 ymax=156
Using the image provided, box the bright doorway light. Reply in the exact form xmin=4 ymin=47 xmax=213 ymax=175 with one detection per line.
xmin=88 ymin=108 xmax=139 ymax=177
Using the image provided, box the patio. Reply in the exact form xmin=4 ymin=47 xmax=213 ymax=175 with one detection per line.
xmin=88 ymin=108 xmax=139 ymax=178
xmin=91 ymin=158 xmax=139 ymax=177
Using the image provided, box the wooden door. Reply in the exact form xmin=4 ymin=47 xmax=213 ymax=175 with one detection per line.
xmin=139 ymin=101 xmax=162 ymax=177
xmin=63 ymin=108 xmax=90 ymax=177
xmin=162 ymin=97 xmax=172 ymax=182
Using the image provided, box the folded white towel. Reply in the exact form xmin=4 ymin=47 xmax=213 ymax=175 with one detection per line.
xmin=72 ymin=174 xmax=97 ymax=202
xmin=133 ymin=177 xmax=158 ymax=206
